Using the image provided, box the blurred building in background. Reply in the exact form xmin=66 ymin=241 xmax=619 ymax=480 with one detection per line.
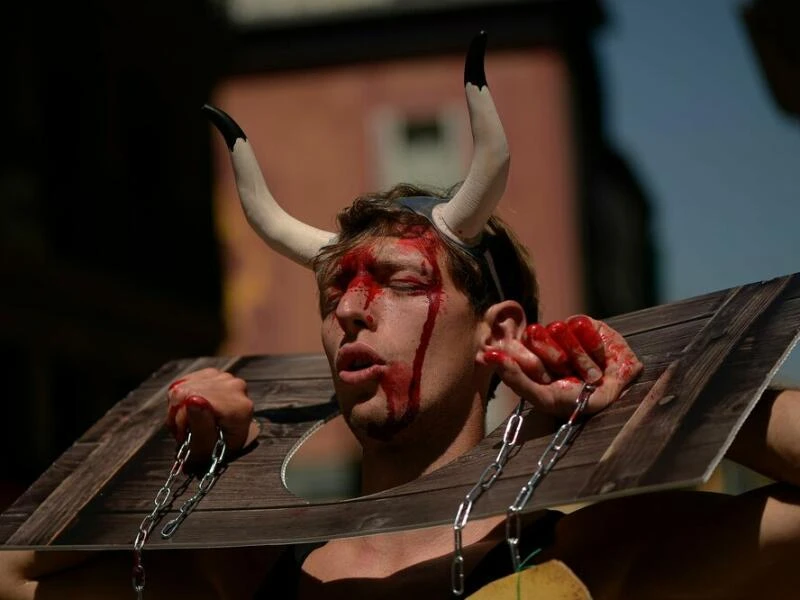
xmin=212 ymin=0 xmax=658 ymax=355
xmin=0 ymin=0 xmax=659 ymax=506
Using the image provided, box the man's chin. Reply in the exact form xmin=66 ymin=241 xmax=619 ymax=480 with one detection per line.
xmin=342 ymin=404 xmax=416 ymax=445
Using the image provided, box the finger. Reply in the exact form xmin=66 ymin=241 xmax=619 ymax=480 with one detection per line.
xmin=547 ymin=321 xmax=602 ymax=384
xmin=489 ymin=341 xmax=552 ymax=384
xmin=184 ymin=396 xmax=218 ymax=470
xmin=483 ymin=350 xmax=562 ymax=414
xmin=169 ymin=404 xmax=188 ymax=442
xmin=596 ymin=323 xmax=643 ymax=384
xmin=521 ymin=324 xmax=572 ymax=376
xmin=244 ymin=419 xmax=262 ymax=448
xmin=167 ymin=377 xmax=194 ymax=406
xmin=567 ymin=315 xmax=606 ymax=369
xmin=166 ymin=381 xmax=193 ymax=436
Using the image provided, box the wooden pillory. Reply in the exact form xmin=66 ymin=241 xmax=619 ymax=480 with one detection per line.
xmin=2 ymin=273 xmax=800 ymax=550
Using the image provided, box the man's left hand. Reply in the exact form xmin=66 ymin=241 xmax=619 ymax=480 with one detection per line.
xmin=482 ymin=315 xmax=642 ymax=418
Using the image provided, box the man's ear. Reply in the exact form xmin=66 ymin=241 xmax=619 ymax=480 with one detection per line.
xmin=480 ymin=300 xmax=527 ymax=351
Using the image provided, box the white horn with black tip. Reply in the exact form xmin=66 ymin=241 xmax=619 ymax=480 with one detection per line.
xmin=434 ymin=32 xmax=510 ymax=245
xmin=203 ymin=104 xmax=336 ymax=267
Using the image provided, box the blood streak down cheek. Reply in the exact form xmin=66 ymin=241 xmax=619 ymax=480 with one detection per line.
xmin=370 ymin=232 xmax=443 ymax=439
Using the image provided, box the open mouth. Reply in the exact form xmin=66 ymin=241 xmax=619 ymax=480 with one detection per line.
xmin=345 ymin=357 xmax=376 ymax=371
xmin=336 ymin=345 xmax=385 ymax=383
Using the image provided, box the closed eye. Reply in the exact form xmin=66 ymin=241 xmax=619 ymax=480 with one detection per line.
xmin=389 ymin=277 xmax=430 ymax=293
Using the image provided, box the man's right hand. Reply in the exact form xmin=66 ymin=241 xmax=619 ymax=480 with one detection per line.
xmin=166 ymin=368 xmax=260 ymax=468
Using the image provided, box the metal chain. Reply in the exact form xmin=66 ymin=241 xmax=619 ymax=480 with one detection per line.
xmin=131 ymin=429 xmax=226 ymax=599
xmin=451 ymin=399 xmax=524 ymax=596
xmin=160 ymin=429 xmax=227 ymax=538
xmin=505 ymin=383 xmax=595 ymax=571
xmin=132 ymin=432 xmax=192 ymax=598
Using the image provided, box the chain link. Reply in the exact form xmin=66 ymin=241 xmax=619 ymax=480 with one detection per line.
xmin=505 ymin=383 xmax=595 ymax=571
xmin=451 ymin=399 xmax=524 ymax=595
xmin=131 ymin=429 xmax=227 ymax=599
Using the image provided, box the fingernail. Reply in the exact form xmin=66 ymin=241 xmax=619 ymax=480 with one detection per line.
xmin=484 ymin=349 xmax=509 ymax=365
xmin=588 ymin=368 xmax=602 ymax=383
xmin=184 ymin=395 xmax=221 ymax=418
xmin=546 ymin=321 xmax=568 ymax=336
xmin=168 ymin=378 xmax=187 ymax=392
xmin=184 ymin=396 xmax=213 ymax=415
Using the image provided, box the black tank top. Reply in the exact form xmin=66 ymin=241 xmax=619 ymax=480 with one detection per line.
xmin=254 ymin=510 xmax=563 ymax=598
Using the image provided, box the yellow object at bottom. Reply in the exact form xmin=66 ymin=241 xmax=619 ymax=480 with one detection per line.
xmin=466 ymin=559 xmax=592 ymax=600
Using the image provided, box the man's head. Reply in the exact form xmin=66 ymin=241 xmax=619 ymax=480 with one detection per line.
xmin=203 ymin=33 xmax=527 ymax=449
xmin=314 ymin=184 xmax=539 ymax=446
xmin=315 ymin=184 xmax=539 ymax=323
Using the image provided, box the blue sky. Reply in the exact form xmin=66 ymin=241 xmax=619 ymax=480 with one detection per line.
xmin=596 ymin=0 xmax=800 ymax=383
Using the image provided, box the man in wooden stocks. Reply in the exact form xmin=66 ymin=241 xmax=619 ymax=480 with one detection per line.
xmin=2 ymin=33 xmax=800 ymax=599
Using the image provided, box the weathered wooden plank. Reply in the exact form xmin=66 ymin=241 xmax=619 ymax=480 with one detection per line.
xmin=233 ymin=354 xmax=332 ymax=381
xmin=644 ymin=292 xmax=800 ymax=485
xmin=52 ymin=468 xmax=584 ymax=549
xmin=2 ymin=357 xmax=239 ymax=546
xmin=248 ymin=379 xmax=336 ymax=413
xmin=606 ymin=287 xmax=725 ymax=336
xmin=579 ymin=277 xmax=791 ymax=496
xmin=606 ymin=274 xmax=800 ymax=337
xmin=1 ymin=442 xmax=97 ymax=520
xmin=78 ymin=424 xmax=302 ymax=513
xmin=0 ymin=515 xmax=28 ymax=546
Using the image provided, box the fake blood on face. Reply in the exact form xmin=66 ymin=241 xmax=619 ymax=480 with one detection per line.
xmin=368 ymin=232 xmax=444 ymax=440
xmin=337 ymin=246 xmax=384 ymax=310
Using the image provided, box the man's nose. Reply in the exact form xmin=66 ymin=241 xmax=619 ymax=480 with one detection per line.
xmin=335 ymin=285 xmax=373 ymax=334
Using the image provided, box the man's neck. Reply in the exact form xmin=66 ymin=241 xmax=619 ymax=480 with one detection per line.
xmin=359 ymin=396 xmax=486 ymax=496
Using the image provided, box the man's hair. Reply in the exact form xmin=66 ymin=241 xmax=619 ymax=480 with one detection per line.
xmin=314 ymin=183 xmax=539 ymax=324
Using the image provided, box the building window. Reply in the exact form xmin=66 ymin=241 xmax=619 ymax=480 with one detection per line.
xmin=370 ymin=106 xmax=464 ymax=191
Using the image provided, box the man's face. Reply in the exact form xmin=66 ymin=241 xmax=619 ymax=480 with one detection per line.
xmin=320 ymin=229 xmax=483 ymax=444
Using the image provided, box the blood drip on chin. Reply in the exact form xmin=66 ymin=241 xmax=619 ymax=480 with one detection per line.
xmin=368 ymin=361 xmax=412 ymax=441
xmin=368 ymin=231 xmax=444 ymax=441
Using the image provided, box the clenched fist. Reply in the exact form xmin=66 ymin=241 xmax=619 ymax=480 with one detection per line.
xmin=166 ymin=368 xmax=260 ymax=468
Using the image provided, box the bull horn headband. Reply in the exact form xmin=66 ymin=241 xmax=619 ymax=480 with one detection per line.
xmin=203 ymin=31 xmax=509 ymax=267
